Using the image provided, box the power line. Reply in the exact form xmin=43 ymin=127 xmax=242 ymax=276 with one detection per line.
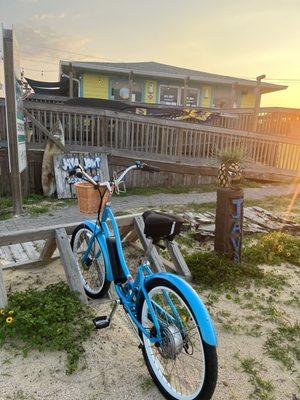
xmin=21 ymin=43 xmax=123 ymax=63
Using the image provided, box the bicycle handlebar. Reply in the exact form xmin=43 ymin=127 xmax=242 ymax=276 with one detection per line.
xmin=69 ymin=160 xmax=160 ymax=190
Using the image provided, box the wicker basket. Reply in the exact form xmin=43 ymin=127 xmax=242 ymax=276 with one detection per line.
xmin=75 ymin=182 xmax=108 ymax=214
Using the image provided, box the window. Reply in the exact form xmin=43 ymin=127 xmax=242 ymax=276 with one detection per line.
xmin=180 ymin=88 xmax=199 ymax=107
xmin=159 ymin=85 xmax=179 ymax=105
xmin=212 ymin=86 xmax=232 ymax=108
xmin=110 ymin=79 xmax=142 ymax=102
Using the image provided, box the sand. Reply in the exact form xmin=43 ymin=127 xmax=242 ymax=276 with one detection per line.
xmin=0 ymin=259 xmax=299 ymax=400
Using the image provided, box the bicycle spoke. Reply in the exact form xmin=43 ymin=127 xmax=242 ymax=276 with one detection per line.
xmin=141 ymin=285 xmax=206 ymax=399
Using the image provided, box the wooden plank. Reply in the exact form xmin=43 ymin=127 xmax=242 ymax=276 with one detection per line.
xmin=0 ymin=213 xmax=138 ymax=247
xmin=133 ymin=216 xmax=165 ymax=272
xmin=129 ymin=241 xmax=177 ymax=273
xmin=2 ymin=256 xmax=60 ymax=271
xmin=55 ymin=228 xmax=88 ymax=304
xmin=24 ymin=110 xmax=66 ymax=151
xmin=3 ymin=29 xmax=23 ymax=215
xmin=39 ymin=238 xmax=57 ymax=261
xmin=165 ymin=240 xmax=192 ymax=281
xmin=0 ymin=267 xmax=7 ymax=308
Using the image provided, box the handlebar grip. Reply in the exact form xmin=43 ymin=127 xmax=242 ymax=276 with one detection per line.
xmin=142 ymin=164 xmax=160 ymax=173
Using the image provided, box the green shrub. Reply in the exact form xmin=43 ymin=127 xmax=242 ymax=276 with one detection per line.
xmin=185 ymin=251 xmax=265 ymax=290
xmin=243 ymin=231 xmax=300 ymax=266
xmin=0 ymin=282 xmax=93 ymax=374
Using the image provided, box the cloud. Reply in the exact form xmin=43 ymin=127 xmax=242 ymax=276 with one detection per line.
xmin=19 ymin=0 xmax=40 ymax=3
xmin=15 ymin=24 xmax=93 ymax=62
xmin=31 ymin=13 xmax=65 ymax=21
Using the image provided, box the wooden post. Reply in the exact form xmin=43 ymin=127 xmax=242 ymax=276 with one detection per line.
xmin=0 ymin=268 xmax=7 ymax=308
xmin=69 ymin=62 xmax=74 ymax=98
xmin=3 ymin=28 xmax=24 ymax=215
xmin=165 ymin=240 xmax=192 ymax=281
xmin=214 ymin=187 xmax=244 ymax=263
xmin=39 ymin=237 xmax=57 ymax=261
xmin=55 ymin=228 xmax=88 ymax=304
xmin=231 ymin=82 xmax=238 ymax=108
xmin=253 ymin=74 xmax=266 ymax=132
xmin=128 ymin=71 xmax=134 ymax=103
xmin=176 ymin=128 xmax=184 ymax=162
xmin=133 ymin=216 xmax=165 ymax=272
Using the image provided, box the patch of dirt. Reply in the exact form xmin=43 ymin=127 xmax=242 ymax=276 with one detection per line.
xmin=1 ymin=257 xmax=299 ymax=399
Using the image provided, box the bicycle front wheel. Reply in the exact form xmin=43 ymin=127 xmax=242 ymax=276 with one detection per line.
xmin=137 ymin=278 xmax=217 ymax=400
xmin=71 ymin=224 xmax=110 ymax=299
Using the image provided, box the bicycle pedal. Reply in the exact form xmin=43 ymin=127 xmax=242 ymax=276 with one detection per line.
xmin=93 ymin=316 xmax=110 ymax=329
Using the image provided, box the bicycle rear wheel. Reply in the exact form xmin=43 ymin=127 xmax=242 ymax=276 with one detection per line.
xmin=137 ymin=278 xmax=217 ymax=400
xmin=71 ymin=224 xmax=110 ymax=299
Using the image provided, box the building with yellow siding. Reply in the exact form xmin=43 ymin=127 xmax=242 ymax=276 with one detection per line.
xmin=59 ymin=61 xmax=286 ymax=109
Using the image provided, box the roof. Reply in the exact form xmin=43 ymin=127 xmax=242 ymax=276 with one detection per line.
xmin=60 ymin=61 xmax=287 ymax=93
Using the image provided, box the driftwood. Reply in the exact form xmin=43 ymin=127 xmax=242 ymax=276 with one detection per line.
xmin=182 ymin=206 xmax=300 ymax=239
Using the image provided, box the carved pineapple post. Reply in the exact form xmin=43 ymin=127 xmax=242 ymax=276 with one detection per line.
xmin=214 ymin=149 xmax=244 ymax=263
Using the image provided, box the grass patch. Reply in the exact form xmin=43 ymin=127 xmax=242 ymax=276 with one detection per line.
xmin=120 ymin=180 xmax=262 ymax=197
xmin=264 ymin=322 xmax=300 ymax=371
xmin=120 ymin=184 xmax=215 ymax=196
xmin=27 ymin=205 xmax=50 ymax=215
xmin=185 ymin=250 xmax=286 ymax=291
xmin=139 ymin=375 xmax=154 ymax=392
xmin=245 ymin=194 xmax=300 ymax=213
xmin=237 ymin=355 xmax=275 ymax=400
xmin=186 ymin=201 xmax=216 ymax=213
xmin=243 ymin=231 xmax=300 ymax=267
xmin=0 ymin=282 xmax=93 ymax=374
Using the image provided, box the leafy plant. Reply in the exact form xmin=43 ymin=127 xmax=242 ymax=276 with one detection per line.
xmin=0 ymin=282 xmax=94 ymax=374
xmin=217 ymin=146 xmax=247 ymax=165
xmin=185 ymin=250 xmax=287 ymax=291
xmin=243 ymin=231 xmax=300 ymax=267
xmin=264 ymin=322 xmax=300 ymax=371
xmin=236 ymin=355 xmax=275 ymax=400
xmin=187 ymin=251 xmax=257 ymax=289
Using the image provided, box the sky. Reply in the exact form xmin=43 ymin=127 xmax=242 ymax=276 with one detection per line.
xmin=0 ymin=0 xmax=299 ymax=108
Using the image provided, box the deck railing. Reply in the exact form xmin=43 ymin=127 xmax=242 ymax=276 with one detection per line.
xmin=0 ymin=99 xmax=300 ymax=172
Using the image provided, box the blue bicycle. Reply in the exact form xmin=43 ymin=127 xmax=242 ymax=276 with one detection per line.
xmin=70 ymin=161 xmax=218 ymax=400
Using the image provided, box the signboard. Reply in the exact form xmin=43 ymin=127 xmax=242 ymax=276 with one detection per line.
xmin=3 ymin=28 xmax=27 ymax=173
xmin=53 ymin=153 xmax=109 ymax=199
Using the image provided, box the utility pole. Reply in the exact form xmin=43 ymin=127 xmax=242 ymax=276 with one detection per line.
xmin=253 ymin=74 xmax=266 ymax=131
xmin=3 ymin=28 xmax=25 ymax=216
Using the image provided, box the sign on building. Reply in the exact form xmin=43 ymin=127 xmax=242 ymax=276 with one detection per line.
xmin=3 ymin=28 xmax=27 ymax=173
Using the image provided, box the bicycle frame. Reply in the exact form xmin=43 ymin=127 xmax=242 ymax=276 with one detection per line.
xmin=81 ymin=203 xmax=217 ymax=347
xmin=82 ymin=203 xmax=172 ymax=343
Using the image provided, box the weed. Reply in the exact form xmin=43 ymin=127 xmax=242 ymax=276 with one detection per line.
xmin=0 ymin=282 xmax=94 ymax=374
xmin=186 ymin=202 xmax=216 ymax=213
xmin=28 ymin=205 xmax=50 ymax=215
xmin=264 ymin=322 xmax=300 ymax=371
xmin=185 ymin=250 xmax=286 ymax=291
xmin=245 ymin=194 xmax=300 ymax=214
xmin=243 ymin=231 xmax=300 ymax=267
xmin=237 ymin=355 xmax=275 ymax=400
xmin=139 ymin=375 xmax=154 ymax=392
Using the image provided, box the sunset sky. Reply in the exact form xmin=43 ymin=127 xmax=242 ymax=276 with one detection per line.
xmin=0 ymin=0 xmax=299 ymax=108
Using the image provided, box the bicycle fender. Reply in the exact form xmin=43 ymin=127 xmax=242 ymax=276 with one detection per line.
xmin=82 ymin=220 xmax=114 ymax=281
xmin=145 ymin=272 xmax=217 ymax=346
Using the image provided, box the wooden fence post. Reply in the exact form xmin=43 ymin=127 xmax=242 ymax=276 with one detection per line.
xmin=55 ymin=228 xmax=88 ymax=304
xmin=0 ymin=268 xmax=7 ymax=308
xmin=214 ymin=188 xmax=244 ymax=263
xmin=177 ymin=128 xmax=184 ymax=162
xmin=3 ymin=29 xmax=24 ymax=215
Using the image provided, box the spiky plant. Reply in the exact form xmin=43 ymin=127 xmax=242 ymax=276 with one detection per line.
xmin=217 ymin=147 xmax=245 ymax=188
